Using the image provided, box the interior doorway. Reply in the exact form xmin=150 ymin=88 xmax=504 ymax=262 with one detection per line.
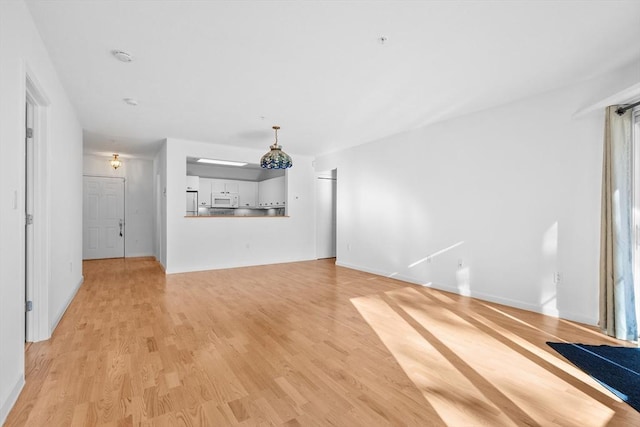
xmin=316 ymin=169 xmax=337 ymax=259
xmin=83 ymin=176 xmax=126 ymax=259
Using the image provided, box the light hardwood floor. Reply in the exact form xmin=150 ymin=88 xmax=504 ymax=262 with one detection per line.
xmin=5 ymin=257 xmax=639 ymax=426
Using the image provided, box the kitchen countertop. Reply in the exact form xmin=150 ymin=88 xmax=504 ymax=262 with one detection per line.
xmin=185 ymin=215 xmax=289 ymax=218
xmin=187 ymin=207 xmax=286 ymax=217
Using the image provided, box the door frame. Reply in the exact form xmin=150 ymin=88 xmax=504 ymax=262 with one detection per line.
xmin=315 ymin=169 xmax=337 ymax=259
xmin=24 ymin=65 xmax=51 ymax=342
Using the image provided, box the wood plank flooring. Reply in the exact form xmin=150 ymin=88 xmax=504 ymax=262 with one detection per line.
xmin=5 ymin=257 xmax=639 ymax=426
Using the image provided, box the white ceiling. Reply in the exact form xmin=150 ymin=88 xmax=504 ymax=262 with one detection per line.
xmin=25 ymin=0 xmax=640 ymax=159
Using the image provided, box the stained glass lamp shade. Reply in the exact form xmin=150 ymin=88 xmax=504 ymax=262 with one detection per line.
xmin=260 ymin=126 xmax=292 ymax=169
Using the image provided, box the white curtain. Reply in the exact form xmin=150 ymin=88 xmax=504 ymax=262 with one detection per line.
xmin=599 ymin=106 xmax=638 ymax=341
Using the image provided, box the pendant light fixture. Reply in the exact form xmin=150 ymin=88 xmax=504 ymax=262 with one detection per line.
xmin=110 ymin=153 xmax=122 ymax=170
xmin=260 ymin=126 xmax=292 ymax=169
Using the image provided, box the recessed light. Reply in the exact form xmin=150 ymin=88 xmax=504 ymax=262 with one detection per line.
xmin=112 ymin=50 xmax=133 ymax=62
xmin=197 ymin=159 xmax=248 ymax=167
xmin=123 ymin=98 xmax=138 ymax=106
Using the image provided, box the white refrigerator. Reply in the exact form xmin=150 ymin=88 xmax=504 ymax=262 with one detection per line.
xmin=186 ymin=191 xmax=198 ymax=216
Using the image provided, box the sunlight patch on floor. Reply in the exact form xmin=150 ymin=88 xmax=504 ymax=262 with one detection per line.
xmin=351 ymin=287 xmax=617 ymax=426
xmin=351 ymin=293 xmax=515 ymax=426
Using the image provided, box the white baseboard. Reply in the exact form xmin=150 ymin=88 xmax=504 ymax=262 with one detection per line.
xmin=155 ymin=256 xmax=167 ymax=273
xmin=166 ymin=256 xmax=316 ymax=275
xmin=0 ymin=374 xmax=24 ymax=425
xmin=556 ymin=311 xmax=598 ymax=326
xmin=125 ymin=252 xmax=155 ymax=258
xmin=335 ymin=261 xmax=394 ymax=278
xmin=336 ymin=261 xmax=594 ymax=325
xmin=50 ymin=275 xmax=84 ymax=334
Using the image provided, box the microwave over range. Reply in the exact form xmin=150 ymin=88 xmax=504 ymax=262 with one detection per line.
xmin=212 ymin=192 xmax=239 ymax=208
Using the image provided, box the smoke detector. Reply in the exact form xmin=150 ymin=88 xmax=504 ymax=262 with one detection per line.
xmin=112 ymin=50 xmax=133 ymax=62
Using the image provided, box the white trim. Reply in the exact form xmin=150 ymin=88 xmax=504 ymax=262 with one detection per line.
xmin=335 ymin=260 xmax=391 ymax=278
xmin=0 ymin=374 xmax=25 ymax=425
xmin=25 ymin=96 xmax=34 ymax=342
xmin=315 ymin=169 xmax=337 ymax=260
xmin=155 ymin=173 xmax=162 ymax=263
xmin=573 ymin=82 xmax=640 ymax=118
xmin=50 ymin=276 xmax=84 ymax=334
xmin=336 ymin=261 xmax=595 ymax=325
xmin=632 ymin=106 xmax=640 ymax=329
xmin=556 ymin=311 xmax=599 ymax=326
xmin=125 ymin=251 xmax=156 ymax=258
xmin=155 ymin=256 xmax=166 ymax=272
xmin=83 ymin=174 xmax=126 ymax=180
xmin=24 ymin=63 xmax=52 ymax=342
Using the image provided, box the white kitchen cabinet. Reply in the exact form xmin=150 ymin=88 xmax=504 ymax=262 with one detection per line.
xmin=211 ymin=180 xmax=225 ymax=193
xmin=211 ymin=179 xmax=239 ymax=194
xmin=186 ymin=175 xmax=199 ymax=191
xmin=258 ymin=176 xmax=286 ymax=207
xmin=238 ymin=181 xmax=258 ymax=207
xmin=258 ymin=180 xmax=269 ymax=207
xmin=224 ymin=181 xmax=239 ymax=193
xmin=198 ymin=178 xmax=213 ymax=207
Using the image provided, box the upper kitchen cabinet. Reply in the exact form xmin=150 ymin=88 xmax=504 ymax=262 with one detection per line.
xmin=202 ymin=178 xmax=257 ymax=208
xmin=259 ymin=176 xmax=286 ymax=207
xmin=186 ymin=175 xmax=199 ymax=191
xmin=211 ymin=179 xmax=239 ymax=194
xmin=238 ymin=181 xmax=258 ymax=207
xmin=198 ymin=177 xmax=214 ymax=207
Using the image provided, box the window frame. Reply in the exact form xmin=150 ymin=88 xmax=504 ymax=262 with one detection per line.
xmin=631 ymin=106 xmax=640 ymax=324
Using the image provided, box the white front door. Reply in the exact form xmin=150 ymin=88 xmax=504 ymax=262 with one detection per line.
xmin=83 ymin=176 xmax=125 ymax=259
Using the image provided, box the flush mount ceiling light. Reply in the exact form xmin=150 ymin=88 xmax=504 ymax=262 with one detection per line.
xmin=110 ymin=153 xmax=122 ymax=170
xmin=260 ymin=126 xmax=292 ymax=169
xmin=111 ymin=50 xmax=133 ymax=62
xmin=197 ymin=159 xmax=248 ymax=167
xmin=123 ymin=97 xmax=138 ymax=106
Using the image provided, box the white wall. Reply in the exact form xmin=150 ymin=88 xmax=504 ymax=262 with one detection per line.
xmin=315 ymin=60 xmax=640 ymax=326
xmin=164 ymin=138 xmax=316 ymax=273
xmin=0 ymin=1 xmax=83 ymax=422
xmin=83 ymin=154 xmax=155 ymax=257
